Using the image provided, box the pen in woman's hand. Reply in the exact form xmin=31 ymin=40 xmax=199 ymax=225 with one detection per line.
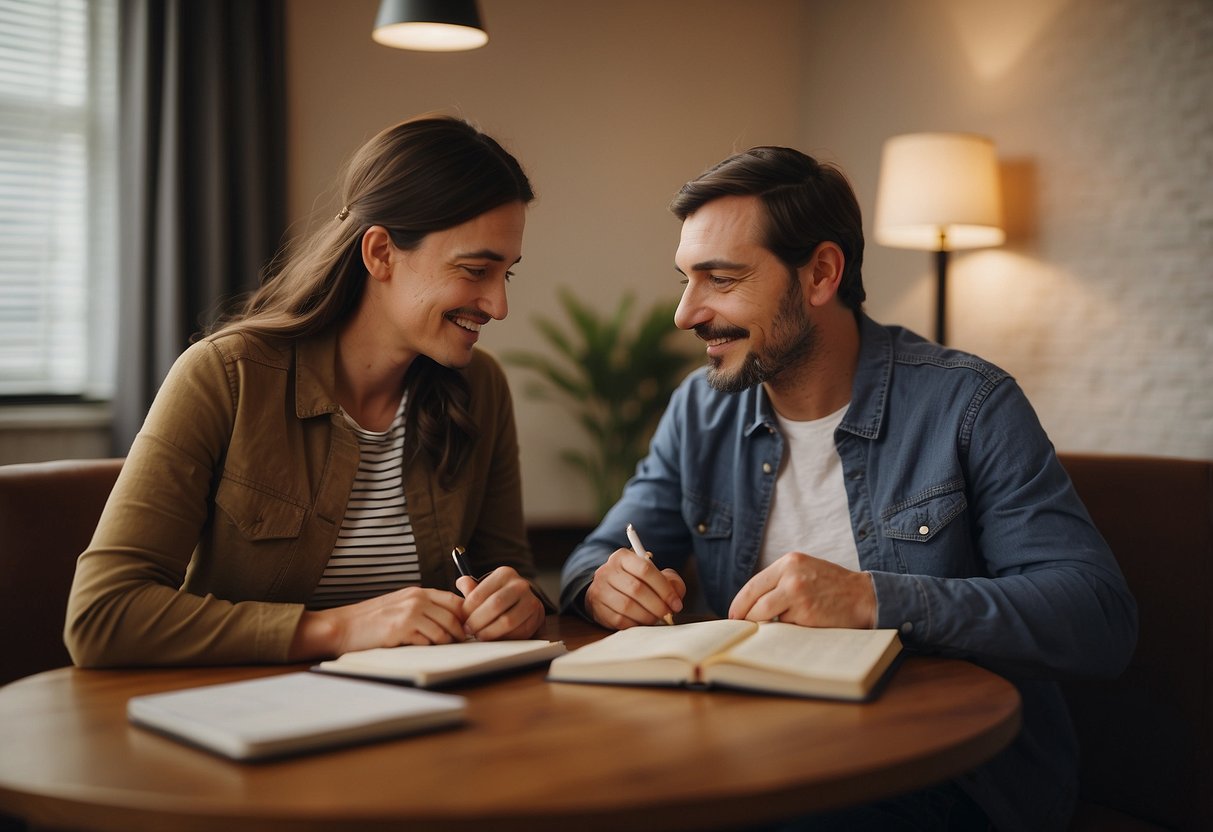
xmin=626 ymin=524 xmax=675 ymax=625
xmin=452 ymin=546 xmax=474 ymax=581
xmin=452 ymin=546 xmax=493 ymax=590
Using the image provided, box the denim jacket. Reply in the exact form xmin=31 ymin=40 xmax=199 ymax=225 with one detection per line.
xmin=561 ymin=314 xmax=1137 ymax=831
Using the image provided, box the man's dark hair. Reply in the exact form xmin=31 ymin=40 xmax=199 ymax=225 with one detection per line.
xmin=669 ymin=146 xmax=866 ymax=311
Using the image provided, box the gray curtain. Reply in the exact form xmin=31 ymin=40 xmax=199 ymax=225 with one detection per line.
xmin=112 ymin=0 xmax=286 ymax=453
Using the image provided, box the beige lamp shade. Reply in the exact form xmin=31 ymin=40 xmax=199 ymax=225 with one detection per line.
xmin=874 ymin=132 xmax=1005 ymax=251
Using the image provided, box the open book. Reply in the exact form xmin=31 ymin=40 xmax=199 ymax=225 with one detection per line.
xmin=314 ymin=639 xmax=568 ymax=688
xmin=127 ymin=672 xmax=466 ymax=760
xmin=547 ymin=619 xmax=902 ymax=701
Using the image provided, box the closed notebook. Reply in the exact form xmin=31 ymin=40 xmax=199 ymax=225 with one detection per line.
xmin=314 ymin=639 xmax=568 ymax=687
xmin=127 ymin=672 xmax=466 ymax=760
xmin=547 ymin=619 xmax=902 ymax=701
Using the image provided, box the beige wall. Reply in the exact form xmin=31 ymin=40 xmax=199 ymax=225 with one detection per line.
xmin=286 ymin=0 xmax=1213 ymax=523
xmin=286 ymin=0 xmax=806 ymax=522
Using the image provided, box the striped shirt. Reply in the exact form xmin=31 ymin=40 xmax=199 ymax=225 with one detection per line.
xmin=309 ymin=395 xmax=420 ymax=609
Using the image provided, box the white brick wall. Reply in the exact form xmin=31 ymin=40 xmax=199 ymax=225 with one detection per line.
xmin=807 ymin=0 xmax=1213 ymax=460
xmin=980 ymin=0 xmax=1213 ymax=459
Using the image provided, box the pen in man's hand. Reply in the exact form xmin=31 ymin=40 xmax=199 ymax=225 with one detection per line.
xmin=626 ymin=524 xmax=675 ymax=625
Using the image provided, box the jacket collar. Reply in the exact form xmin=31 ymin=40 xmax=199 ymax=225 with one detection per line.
xmin=839 ymin=312 xmax=891 ymax=440
xmin=294 ymin=330 xmax=344 ymax=420
xmin=744 ymin=383 xmax=774 ymax=437
xmin=742 ymin=312 xmax=890 ymax=440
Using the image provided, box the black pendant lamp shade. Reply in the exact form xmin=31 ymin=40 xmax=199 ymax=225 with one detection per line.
xmin=373 ymin=0 xmax=488 ymax=51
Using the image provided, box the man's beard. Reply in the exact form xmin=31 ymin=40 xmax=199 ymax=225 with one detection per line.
xmin=699 ymin=273 xmax=817 ymax=394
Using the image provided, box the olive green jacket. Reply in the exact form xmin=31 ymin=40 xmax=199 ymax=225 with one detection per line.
xmin=66 ymin=330 xmax=542 ymax=667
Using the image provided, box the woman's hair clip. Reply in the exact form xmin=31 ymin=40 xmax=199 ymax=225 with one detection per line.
xmin=335 ymin=205 xmax=350 ymax=222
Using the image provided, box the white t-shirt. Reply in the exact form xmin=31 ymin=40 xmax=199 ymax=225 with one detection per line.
xmin=758 ymin=402 xmax=860 ymax=573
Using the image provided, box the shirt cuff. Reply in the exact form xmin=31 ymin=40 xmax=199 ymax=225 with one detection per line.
xmin=868 ymin=570 xmax=927 ymax=641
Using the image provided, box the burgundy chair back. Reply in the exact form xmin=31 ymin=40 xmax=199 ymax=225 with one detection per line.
xmin=0 ymin=458 xmax=124 ymax=686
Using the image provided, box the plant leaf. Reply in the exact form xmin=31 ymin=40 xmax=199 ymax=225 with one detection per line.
xmin=502 ymin=288 xmax=700 ymax=519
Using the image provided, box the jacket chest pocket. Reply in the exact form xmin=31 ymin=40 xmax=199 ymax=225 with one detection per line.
xmin=215 ymin=476 xmax=307 ymax=541
xmin=682 ymin=491 xmax=732 ymax=542
xmin=880 ymin=481 xmax=975 ymax=574
xmin=682 ymin=491 xmax=734 ymax=604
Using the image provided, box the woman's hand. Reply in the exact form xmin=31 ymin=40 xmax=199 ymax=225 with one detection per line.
xmin=289 ymin=586 xmax=467 ymax=660
xmin=456 ymin=566 xmax=545 ymax=641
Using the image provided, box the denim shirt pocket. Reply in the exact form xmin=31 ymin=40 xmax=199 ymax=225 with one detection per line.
xmin=682 ymin=490 xmax=732 ymax=541
xmin=880 ymin=479 xmax=972 ymax=573
xmin=681 ymin=491 xmax=734 ymax=605
xmin=215 ymin=475 xmax=307 ymax=541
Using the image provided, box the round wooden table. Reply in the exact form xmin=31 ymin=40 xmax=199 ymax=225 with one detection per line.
xmin=0 ymin=616 xmax=1020 ymax=831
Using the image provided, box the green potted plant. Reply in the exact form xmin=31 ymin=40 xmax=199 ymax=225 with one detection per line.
xmin=503 ymin=288 xmax=700 ymax=521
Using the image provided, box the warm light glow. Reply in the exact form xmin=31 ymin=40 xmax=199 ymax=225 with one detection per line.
xmin=372 ymin=21 xmax=488 ymax=51
xmin=945 ymin=0 xmax=1068 ymax=81
xmin=372 ymin=0 xmax=488 ymax=52
xmin=874 ymin=132 xmax=1006 ymax=252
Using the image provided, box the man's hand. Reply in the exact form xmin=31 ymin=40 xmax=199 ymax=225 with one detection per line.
xmin=584 ymin=547 xmax=686 ymax=630
xmin=729 ymin=552 xmax=876 ymax=628
xmin=456 ymin=566 xmax=546 ymax=641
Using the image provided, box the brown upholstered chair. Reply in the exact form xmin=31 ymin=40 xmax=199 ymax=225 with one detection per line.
xmin=0 ymin=457 xmax=124 ymax=687
xmin=1058 ymin=453 xmax=1213 ymax=832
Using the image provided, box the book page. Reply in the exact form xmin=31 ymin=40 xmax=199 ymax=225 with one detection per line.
xmin=706 ymin=623 xmax=899 ymax=682
xmin=553 ymin=619 xmax=757 ymax=668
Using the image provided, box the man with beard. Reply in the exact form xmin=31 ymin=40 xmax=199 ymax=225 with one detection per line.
xmin=559 ymin=146 xmax=1137 ymax=831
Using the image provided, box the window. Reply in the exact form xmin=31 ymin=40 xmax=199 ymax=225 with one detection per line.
xmin=0 ymin=0 xmax=117 ymax=398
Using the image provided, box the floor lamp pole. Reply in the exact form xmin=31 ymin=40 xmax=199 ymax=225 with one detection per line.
xmin=934 ymin=247 xmax=950 ymax=346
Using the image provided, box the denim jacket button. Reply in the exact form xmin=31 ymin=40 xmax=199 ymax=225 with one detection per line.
xmin=901 ymin=621 xmax=914 ymax=634
xmin=697 ymin=522 xmax=707 ymax=534
xmin=762 ymin=462 xmax=773 ymax=474
xmin=918 ymin=525 xmax=930 ymax=536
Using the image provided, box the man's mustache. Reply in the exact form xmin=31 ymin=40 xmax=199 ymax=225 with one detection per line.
xmin=693 ymin=324 xmax=749 ymax=342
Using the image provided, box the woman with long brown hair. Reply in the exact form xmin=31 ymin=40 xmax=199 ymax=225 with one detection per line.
xmin=67 ymin=115 xmax=548 ymax=666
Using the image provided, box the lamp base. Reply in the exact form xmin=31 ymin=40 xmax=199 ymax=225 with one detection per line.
xmin=935 ymin=249 xmax=949 ymax=346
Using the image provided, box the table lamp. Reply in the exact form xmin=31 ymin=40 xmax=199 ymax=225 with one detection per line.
xmin=372 ymin=0 xmax=488 ymax=51
xmin=874 ymin=132 xmax=1005 ymax=345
